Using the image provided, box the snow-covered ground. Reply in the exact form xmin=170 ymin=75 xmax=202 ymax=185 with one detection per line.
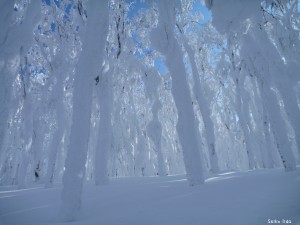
xmin=0 ymin=167 xmax=299 ymax=225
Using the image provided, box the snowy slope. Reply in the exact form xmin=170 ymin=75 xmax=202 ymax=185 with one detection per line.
xmin=0 ymin=168 xmax=299 ymax=225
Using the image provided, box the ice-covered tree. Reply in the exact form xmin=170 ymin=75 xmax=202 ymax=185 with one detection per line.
xmin=151 ymin=0 xmax=205 ymax=185
xmin=206 ymin=0 xmax=297 ymax=170
xmin=0 ymin=0 xmax=299 ymax=221
xmin=60 ymin=0 xmax=109 ymax=221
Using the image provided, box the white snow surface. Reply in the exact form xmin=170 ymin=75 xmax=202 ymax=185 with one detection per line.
xmin=0 ymin=168 xmax=299 ymax=225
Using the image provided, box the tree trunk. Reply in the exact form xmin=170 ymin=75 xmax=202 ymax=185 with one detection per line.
xmin=181 ymin=37 xmax=219 ymax=174
xmin=95 ymin=60 xmax=113 ymax=186
xmin=151 ymin=0 xmax=205 ymax=185
xmin=60 ymin=0 xmax=109 ymax=221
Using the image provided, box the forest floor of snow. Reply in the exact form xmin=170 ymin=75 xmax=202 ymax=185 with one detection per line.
xmin=0 ymin=167 xmax=299 ymax=225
